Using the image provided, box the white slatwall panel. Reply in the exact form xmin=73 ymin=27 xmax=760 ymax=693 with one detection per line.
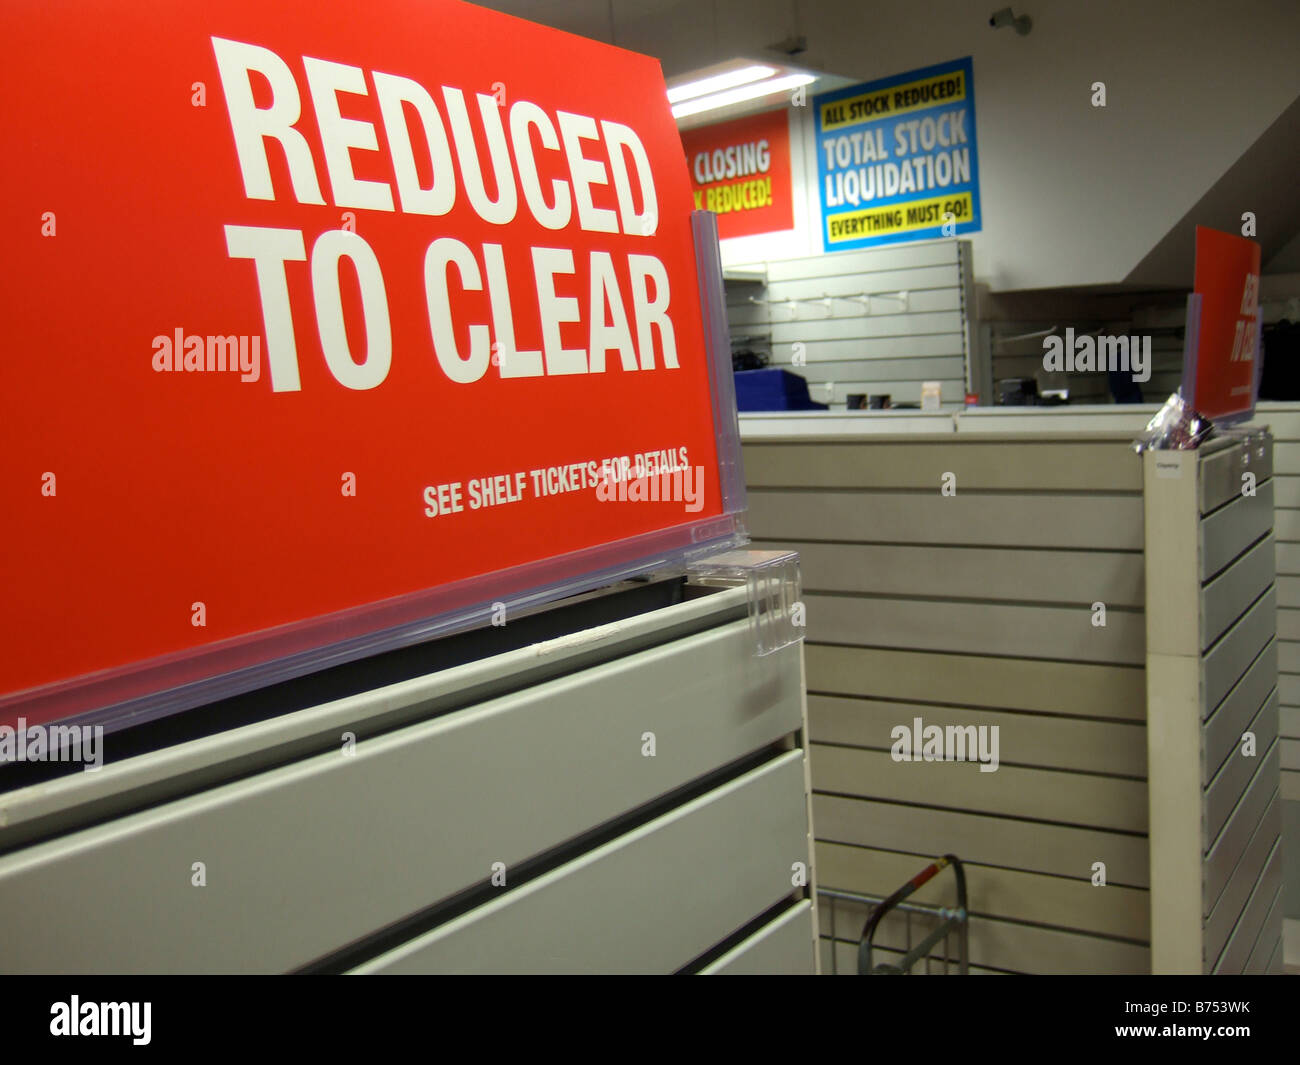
xmin=983 ymin=278 xmax=1300 ymax=409
xmin=1142 ymin=435 xmax=1282 ymax=973
xmin=1251 ymin=404 xmax=1300 ymax=971
xmin=0 ymin=589 xmax=820 ymax=974
xmin=1198 ymin=440 xmax=1282 ymax=973
xmin=726 ymin=240 xmax=974 ymax=410
xmin=989 ymin=325 xmax=1183 ymax=404
xmin=743 ymin=430 xmax=1151 ymax=974
xmin=1255 ymin=404 xmax=1300 ymax=805
xmin=740 ymin=404 xmax=1300 ymax=956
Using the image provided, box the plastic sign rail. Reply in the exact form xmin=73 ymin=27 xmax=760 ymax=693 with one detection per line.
xmin=0 ymin=0 xmax=746 ymax=733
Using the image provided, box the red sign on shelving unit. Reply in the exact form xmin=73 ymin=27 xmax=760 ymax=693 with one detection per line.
xmin=0 ymin=0 xmax=741 ymax=729
xmin=1185 ymin=225 xmax=1263 ymax=421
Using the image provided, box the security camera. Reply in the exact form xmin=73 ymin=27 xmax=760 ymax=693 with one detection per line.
xmin=989 ymin=7 xmax=1032 ymax=34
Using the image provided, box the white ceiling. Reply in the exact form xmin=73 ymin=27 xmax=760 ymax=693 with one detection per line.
xmin=476 ymin=0 xmax=854 ymax=125
xmin=477 ymin=0 xmax=826 ymax=78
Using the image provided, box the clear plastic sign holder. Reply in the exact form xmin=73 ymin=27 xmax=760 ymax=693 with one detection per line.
xmin=1177 ymin=292 xmax=1202 ymax=403
xmin=686 ymin=548 xmax=804 ymax=657
xmin=3 ymin=211 xmax=753 ymax=738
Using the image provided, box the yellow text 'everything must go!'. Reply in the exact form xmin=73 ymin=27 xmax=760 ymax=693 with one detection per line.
xmin=826 ymin=191 xmax=973 ymax=244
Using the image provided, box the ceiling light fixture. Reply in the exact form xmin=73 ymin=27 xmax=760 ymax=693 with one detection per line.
xmin=666 ymin=64 xmax=777 ymax=105
xmin=670 ymin=72 xmax=817 ymax=119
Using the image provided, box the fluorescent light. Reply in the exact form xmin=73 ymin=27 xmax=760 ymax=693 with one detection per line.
xmin=667 ymin=64 xmax=776 ymax=104
xmin=671 ymin=73 xmax=816 ymax=119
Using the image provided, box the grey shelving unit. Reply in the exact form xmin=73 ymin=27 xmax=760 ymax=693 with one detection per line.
xmin=740 ymin=414 xmax=1282 ymax=974
xmin=1144 ymin=432 xmax=1282 ymax=973
xmin=0 ymin=579 xmax=817 ymax=975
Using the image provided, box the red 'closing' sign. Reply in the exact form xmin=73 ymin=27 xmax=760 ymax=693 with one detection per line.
xmin=0 ymin=0 xmax=727 ymax=725
xmin=681 ymin=109 xmax=794 ymax=240
xmin=1190 ymin=225 xmax=1262 ymax=420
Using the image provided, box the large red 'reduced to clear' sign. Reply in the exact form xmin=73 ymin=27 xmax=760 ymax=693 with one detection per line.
xmin=0 ymin=0 xmax=732 ymax=727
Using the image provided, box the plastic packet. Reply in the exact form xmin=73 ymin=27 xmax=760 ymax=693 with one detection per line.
xmin=1132 ymin=390 xmax=1214 ymax=453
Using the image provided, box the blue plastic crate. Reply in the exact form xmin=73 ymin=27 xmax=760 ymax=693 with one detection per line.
xmin=733 ymin=368 xmax=828 ymax=412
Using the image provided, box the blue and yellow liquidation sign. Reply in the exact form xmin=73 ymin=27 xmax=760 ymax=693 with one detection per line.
xmin=814 ymin=57 xmax=981 ymax=250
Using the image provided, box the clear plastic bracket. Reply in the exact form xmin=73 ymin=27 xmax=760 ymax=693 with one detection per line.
xmin=687 ymin=548 xmax=804 ymax=657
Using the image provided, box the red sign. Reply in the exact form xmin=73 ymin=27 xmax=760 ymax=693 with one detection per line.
xmin=1 ymin=0 xmax=728 ymax=726
xmin=681 ymin=110 xmax=794 ymax=240
xmin=1189 ymin=225 xmax=1262 ymax=420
